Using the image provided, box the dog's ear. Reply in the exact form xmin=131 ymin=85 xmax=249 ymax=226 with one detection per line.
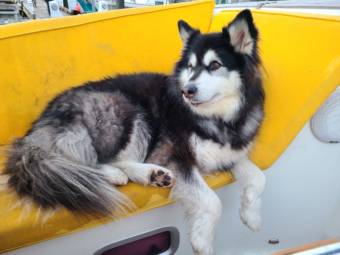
xmin=178 ymin=20 xmax=199 ymax=44
xmin=223 ymin=9 xmax=258 ymax=55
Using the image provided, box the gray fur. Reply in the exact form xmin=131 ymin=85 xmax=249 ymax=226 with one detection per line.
xmin=241 ymin=106 xmax=263 ymax=138
xmin=116 ymin=114 xmax=151 ymax=162
xmin=54 ymin=125 xmax=98 ymax=166
xmin=2 ymin=11 xmax=264 ymax=236
xmin=6 ymin=136 xmax=134 ymax=216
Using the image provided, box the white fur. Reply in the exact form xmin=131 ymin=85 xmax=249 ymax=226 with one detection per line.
xmin=116 ymin=116 xmax=151 ymax=162
xmin=171 ymin=169 xmax=222 ymax=255
xmin=189 ymin=53 xmax=197 ymax=68
xmin=112 ymin=161 xmax=173 ymax=186
xmin=179 ymin=68 xmax=191 ymax=86
xmin=228 ymin=20 xmax=254 ymax=55
xmin=189 ymin=69 xmax=242 ymax=120
xmin=191 ymin=62 xmax=241 ymax=104
xmin=179 ymin=49 xmax=243 ymax=120
xmin=231 ymin=157 xmax=266 ymax=231
xmin=100 ymin=164 xmax=129 ymax=185
xmin=202 ymin=50 xmax=222 ymax=66
xmin=242 ymin=106 xmax=263 ymax=137
xmin=191 ymin=134 xmax=250 ymax=173
xmin=111 ymin=116 xmax=176 ymax=187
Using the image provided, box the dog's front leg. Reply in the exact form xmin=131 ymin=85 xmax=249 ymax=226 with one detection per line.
xmin=171 ymin=168 xmax=222 ymax=255
xmin=232 ymin=157 xmax=266 ymax=232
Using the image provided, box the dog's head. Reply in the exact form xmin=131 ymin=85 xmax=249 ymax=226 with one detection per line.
xmin=175 ymin=10 xmax=260 ymax=120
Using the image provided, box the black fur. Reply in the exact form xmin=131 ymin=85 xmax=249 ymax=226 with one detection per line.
xmin=3 ymin=9 xmax=264 ymax=215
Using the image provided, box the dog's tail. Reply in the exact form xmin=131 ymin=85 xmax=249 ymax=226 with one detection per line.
xmin=2 ymin=139 xmax=134 ymax=217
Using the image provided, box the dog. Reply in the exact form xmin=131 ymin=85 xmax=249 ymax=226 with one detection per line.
xmin=2 ymin=9 xmax=265 ymax=255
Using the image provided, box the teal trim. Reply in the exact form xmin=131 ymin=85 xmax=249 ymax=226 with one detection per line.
xmin=77 ymin=0 xmax=95 ymax=12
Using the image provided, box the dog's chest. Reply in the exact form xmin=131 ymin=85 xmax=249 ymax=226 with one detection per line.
xmin=190 ymin=134 xmax=248 ymax=172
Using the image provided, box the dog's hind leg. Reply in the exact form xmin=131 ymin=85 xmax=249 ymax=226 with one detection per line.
xmin=231 ymin=157 xmax=266 ymax=232
xmin=9 ymin=124 xmax=134 ymax=216
xmin=171 ymin=168 xmax=222 ymax=255
xmin=111 ymin=162 xmax=175 ymax=188
xmin=53 ymin=125 xmax=98 ymax=166
xmin=54 ymin=125 xmax=129 ymax=186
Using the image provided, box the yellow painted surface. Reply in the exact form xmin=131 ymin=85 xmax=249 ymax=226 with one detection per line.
xmin=1 ymin=5 xmax=340 ymax=253
xmin=0 ymin=0 xmax=217 ymax=252
xmin=211 ymin=10 xmax=340 ymax=169
xmin=0 ymin=0 xmax=213 ymax=145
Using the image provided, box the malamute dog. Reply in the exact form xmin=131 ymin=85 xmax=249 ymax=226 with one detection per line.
xmin=3 ymin=10 xmax=265 ymax=255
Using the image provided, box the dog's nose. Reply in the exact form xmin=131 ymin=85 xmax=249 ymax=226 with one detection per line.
xmin=182 ymin=85 xmax=197 ymax=99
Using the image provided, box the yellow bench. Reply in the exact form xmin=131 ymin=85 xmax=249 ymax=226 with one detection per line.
xmin=1 ymin=2 xmax=340 ymax=252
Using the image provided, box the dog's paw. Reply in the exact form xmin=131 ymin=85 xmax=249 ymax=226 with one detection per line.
xmin=191 ymin=234 xmax=214 ymax=255
xmin=111 ymin=172 xmax=129 ymax=186
xmin=193 ymin=247 xmax=213 ymax=255
xmin=101 ymin=164 xmax=129 ymax=186
xmin=240 ymin=182 xmax=263 ymax=231
xmin=240 ymin=199 xmax=262 ymax=232
xmin=150 ymin=168 xmax=175 ymax=188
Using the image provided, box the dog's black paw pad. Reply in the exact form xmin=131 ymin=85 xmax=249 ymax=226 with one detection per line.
xmin=150 ymin=169 xmax=175 ymax=188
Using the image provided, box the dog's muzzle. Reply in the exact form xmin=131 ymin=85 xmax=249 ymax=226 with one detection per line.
xmin=182 ymin=84 xmax=197 ymax=99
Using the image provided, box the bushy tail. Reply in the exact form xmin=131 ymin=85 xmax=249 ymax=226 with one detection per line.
xmin=2 ymin=139 xmax=134 ymax=217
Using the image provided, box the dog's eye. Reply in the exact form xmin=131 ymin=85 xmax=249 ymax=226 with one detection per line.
xmin=208 ymin=61 xmax=222 ymax=71
xmin=188 ymin=62 xmax=193 ymax=69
